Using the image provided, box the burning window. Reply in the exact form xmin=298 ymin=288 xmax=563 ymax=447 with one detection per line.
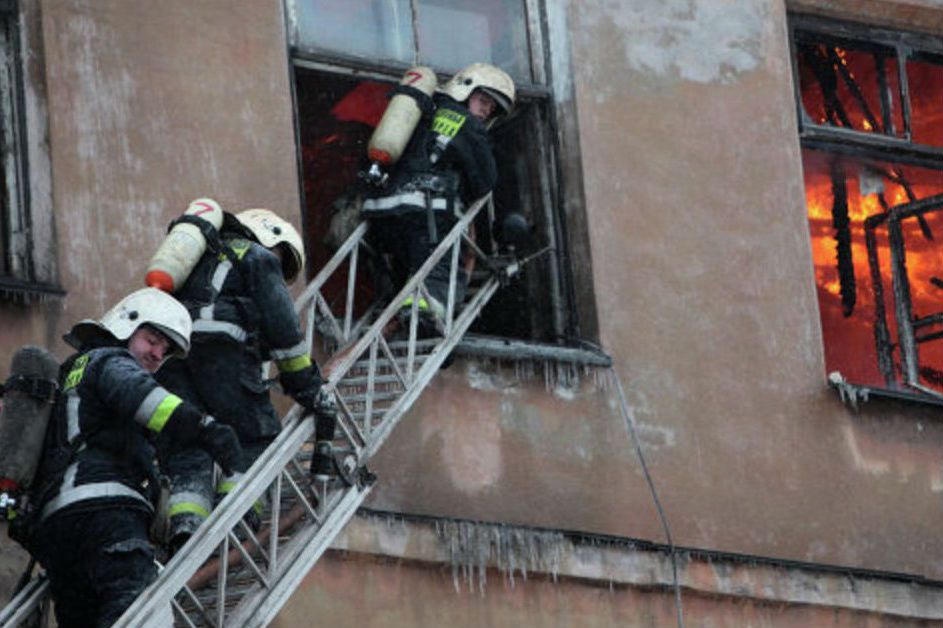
xmin=288 ymin=0 xmax=575 ymax=344
xmin=793 ymin=15 xmax=943 ymax=398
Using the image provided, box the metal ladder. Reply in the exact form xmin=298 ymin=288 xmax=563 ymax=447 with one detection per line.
xmin=1 ymin=194 xmax=517 ymax=627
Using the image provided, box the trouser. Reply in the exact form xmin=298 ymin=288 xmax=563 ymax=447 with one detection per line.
xmin=36 ymin=508 xmax=157 ymax=628
xmin=367 ymin=212 xmax=469 ymax=313
xmin=158 ymin=439 xmax=272 ymax=541
xmin=156 ymin=339 xmax=280 ymax=541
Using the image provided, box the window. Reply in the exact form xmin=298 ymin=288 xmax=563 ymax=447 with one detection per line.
xmin=791 ymin=14 xmax=943 ymax=399
xmin=0 ymin=0 xmax=60 ymax=302
xmin=286 ymin=0 xmax=580 ymax=345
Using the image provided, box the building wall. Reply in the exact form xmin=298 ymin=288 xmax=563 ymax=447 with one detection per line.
xmin=4 ymin=0 xmax=943 ymax=623
xmin=0 ymin=0 xmax=301 ymax=599
xmin=274 ymin=513 xmax=943 ymax=628
xmin=361 ymin=0 xmax=943 ymax=583
xmin=0 ymin=0 xmax=301 ymax=372
xmin=563 ymin=0 xmax=943 ymax=577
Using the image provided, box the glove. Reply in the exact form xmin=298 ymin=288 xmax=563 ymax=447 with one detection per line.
xmin=0 ymin=490 xmax=18 ymax=522
xmin=199 ymin=417 xmax=248 ymax=476
xmin=296 ymin=387 xmax=336 ymax=420
xmin=312 ymin=389 xmax=337 ymax=419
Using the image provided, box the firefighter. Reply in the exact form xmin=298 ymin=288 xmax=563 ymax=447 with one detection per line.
xmin=28 ymin=287 xmax=246 ymax=628
xmin=155 ymin=208 xmax=335 ymax=553
xmin=361 ymin=62 xmax=515 ymax=332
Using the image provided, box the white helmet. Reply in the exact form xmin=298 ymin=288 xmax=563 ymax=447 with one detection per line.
xmin=440 ymin=63 xmax=515 ymax=118
xmin=235 ymin=209 xmax=305 ymax=283
xmin=65 ymin=288 xmax=192 ymax=357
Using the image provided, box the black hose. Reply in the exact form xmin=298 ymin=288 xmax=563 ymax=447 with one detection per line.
xmin=611 ymin=369 xmax=684 ymax=628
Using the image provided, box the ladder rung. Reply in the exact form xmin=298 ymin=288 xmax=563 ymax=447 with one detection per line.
xmin=350 ymin=354 xmax=432 ymax=371
xmin=341 ymin=390 xmax=403 ymax=403
xmin=385 ymin=338 xmax=440 ymax=352
xmin=339 ymin=373 xmax=405 ymax=386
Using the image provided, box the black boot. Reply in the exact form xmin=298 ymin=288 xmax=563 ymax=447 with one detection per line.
xmin=167 ymin=532 xmax=191 ymax=558
xmin=310 ymin=441 xmax=335 ymax=481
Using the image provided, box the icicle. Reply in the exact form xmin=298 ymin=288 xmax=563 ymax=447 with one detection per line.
xmin=435 ymin=518 xmax=565 ymax=594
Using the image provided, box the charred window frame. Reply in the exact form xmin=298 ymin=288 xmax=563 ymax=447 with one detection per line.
xmin=0 ymin=0 xmax=59 ymax=303
xmin=791 ymin=14 xmax=943 ymax=404
xmin=285 ymin=0 xmax=597 ymax=359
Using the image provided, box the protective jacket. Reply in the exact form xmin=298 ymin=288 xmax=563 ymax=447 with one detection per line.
xmin=362 ymin=95 xmax=497 ymax=217
xmin=173 ymin=231 xmax=323 ymax=420
xmin=156 ymin=229 xmax=322 ymax=542
xmin=33 ymin=347 xmax=199 ymax=524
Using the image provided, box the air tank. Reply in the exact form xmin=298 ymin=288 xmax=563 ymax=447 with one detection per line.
xmin=0 ymin=346 xmax=60 ymax=492
xmin=145 ymin=198 xmax=224 ymax=293
xmin=366 ymin=66 xmax=438 ymax=177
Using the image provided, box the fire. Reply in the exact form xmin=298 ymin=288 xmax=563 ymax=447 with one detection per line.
xmin=796 ymin=33 xmax=943 ymax=389
xmin=805 ymin=155 xmax=943 ymax=389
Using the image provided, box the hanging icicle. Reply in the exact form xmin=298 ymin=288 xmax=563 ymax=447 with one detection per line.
xmin=435 ymin=519 xmax=565 ymax=594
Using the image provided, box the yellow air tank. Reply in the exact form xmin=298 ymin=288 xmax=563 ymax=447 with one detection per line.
xmin=145 ymin=198 xmax=224 ymax=293
xmin=367 ymin=66 xmax=438 ymax=171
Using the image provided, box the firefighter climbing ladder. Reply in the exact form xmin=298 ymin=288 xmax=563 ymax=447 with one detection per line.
xmin=0 ymin=195 xmax=519 ymax=628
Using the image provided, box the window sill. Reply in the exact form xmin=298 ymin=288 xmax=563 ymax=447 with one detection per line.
xmin=454 ymin=333 xmax=611 ymax=367
xmin=827 ymin=371 xmax=943 ymax=410
xmin=0 ymin=276 xmax=65 ymax=304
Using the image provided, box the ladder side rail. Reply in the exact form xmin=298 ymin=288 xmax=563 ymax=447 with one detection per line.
xmin=112 ymin=196 xmax=490 ymax=627
xmin=0 ymin=577 xmax=48 ymax=628
xmin=324 ymin=195 xmax=489 ymax=389
xmin=112 ymin=409 xmax=313 ymax=627
xmin=364 ymin=276 xmax=501 ymax=459
xmin=224 ymin=481 xmax=372 ymax=628
xmin=294 ymin=221 xmax=369 ymax=310
xmin=222 ymin=274 xmax=507 ymax=628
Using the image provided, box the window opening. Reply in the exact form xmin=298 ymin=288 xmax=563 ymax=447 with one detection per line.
xmin=0 ymin=1 xmax=60 ymax=303
xmin=792 ymin=15 xmax=943 ymax=399
xmin=0 ymin=1 xmax=25 ymax=281
xmin=289 ymin=0 xmax=578 ymax=345
xmin=294 ymin=66 xmax=561 ymax=342
xmin=290 ymin=0 xmax=534 ymax=82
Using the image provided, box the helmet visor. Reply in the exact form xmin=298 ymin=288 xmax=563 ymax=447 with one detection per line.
xmin=478 ymin=87 xmax=512 ymax=116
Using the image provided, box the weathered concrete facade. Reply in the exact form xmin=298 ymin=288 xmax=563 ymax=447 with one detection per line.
xmin=3 ymin=0 xmax=943 ymax=626
xmin=0 ymin=0 xmax=301 ymax=365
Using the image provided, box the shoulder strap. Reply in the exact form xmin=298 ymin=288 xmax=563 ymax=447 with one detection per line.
xmin=171 ymin=214 xmax=243 ymax=267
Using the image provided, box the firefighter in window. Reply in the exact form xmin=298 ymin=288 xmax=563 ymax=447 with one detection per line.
xmin=360 ymin=62 xmax=516 ymax=335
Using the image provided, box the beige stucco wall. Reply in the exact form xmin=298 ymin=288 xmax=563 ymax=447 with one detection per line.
xmin=0 ymin=0 xmax=301 ymax=599
xmin=358 ymin=0 xmax=943 ymax=582
xmin=5 ymin=0 xmax=943 ymax=621
xmin=0 ymin=0 xmax=301 ymax=373
xmin=276 ymin=547 xmax=940 ymax=628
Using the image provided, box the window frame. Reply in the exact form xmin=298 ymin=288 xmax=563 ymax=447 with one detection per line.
xmin=284 ymin=0 xmax=599 ymax=362
xmin=0 ymin=0 xmax=62 ymax=303
xmin=790 ymin=12 xmax=943 ymax=404
xmin=790 ymin=13 xmax=943 ymax=171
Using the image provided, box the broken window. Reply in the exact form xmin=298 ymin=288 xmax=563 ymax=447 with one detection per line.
xmin=0 ymin=1 xmax=57 ymax=303
xmin=0 ymin=3 xmax=26 ymax=284
xmin=792 ymin=14 xmax=943 ymax=399
xmin=287 ymin=0 xmax=576 ymax=344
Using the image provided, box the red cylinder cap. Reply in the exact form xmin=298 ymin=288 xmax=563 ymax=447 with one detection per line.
xmin=367 ymin=148 xmax=393 ymax=165
xmin=145 ymin=269 xmax=175 ymax=293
